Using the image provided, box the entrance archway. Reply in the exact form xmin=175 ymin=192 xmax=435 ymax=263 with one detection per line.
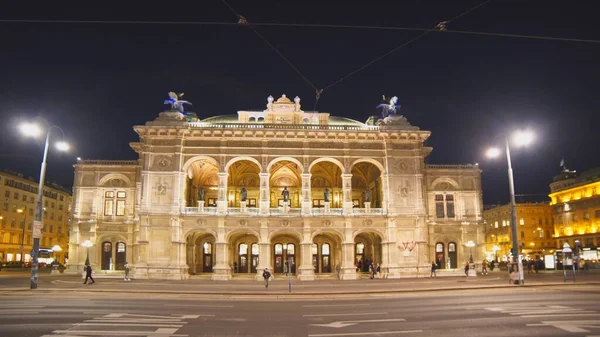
xmin=101 ymin=241 xmax=112 ymax=270
xmin=230 ymin=232 xmax=259 ymax=274
xmin=186 ymin=232 xmax=216 ymax=274
xmin=271 ymin=233 xmax=300 ymax=275
xmin=312 ymin=232 xmax=342 ymax=274
xmin=448 ymin=242 xmax=458 ymax=268
xmin=310 ymin=161 xmax=343 ymax=208
xmin=354 ymin=231 xmax=382 ymax=273
xmin=435 ymin=242 xmax=445 ymax=269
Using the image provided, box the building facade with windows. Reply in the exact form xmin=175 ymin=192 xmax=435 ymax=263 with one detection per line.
xmin=483 ymin=203 xmax=554 ymax=262
xmin=66 ymin=94 xmax=484 ymax=280
xmin=549 ymin=167 xmax=600 ymax=262
xmin=0 ymin=170 xmax=72 ymax=264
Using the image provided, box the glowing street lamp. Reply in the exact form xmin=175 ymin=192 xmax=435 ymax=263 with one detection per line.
xmin=20 ymin=118 xmax=70 ymax=289
xmin=81 ymin=240 xmax=93 ymax=266
xmin=486 ymin=129 xmax=534 ymax=286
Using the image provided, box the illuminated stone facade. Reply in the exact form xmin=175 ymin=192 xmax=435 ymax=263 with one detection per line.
xmin=66 ymin=95 xmax=484 ymax=280
xmin=483 ymin=203 xmax=554 ymax=261
xmin=0 ymin=170 xmax=71 ymax=264
xmin=549 ymin=167 xmax=600 ymax=259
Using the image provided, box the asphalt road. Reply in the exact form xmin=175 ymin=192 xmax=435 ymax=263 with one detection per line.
xmin=1 ymin=285 xmax=600 ymax=337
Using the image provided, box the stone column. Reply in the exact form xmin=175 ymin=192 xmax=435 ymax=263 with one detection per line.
xmin=341 ymin=173 xmax=353 ymax=215
xmin=212 ymin=223 xmax=231 ymax=280
xmin=301 ymin=173 xmax=312 ymax=215
xmin=259 ymin=173 xmax=270 ymax=215
xmin=380 ymin=173 xmax=389 ymax=214
xmin=217 ymin=172 xmax=228 ymax=215
xmin=256 ymin=220 xmax=271 ymax=280
xmin=384 ymin=218 xmax=401 ymax=278
xmin=298 ymin=223 xmax=315 ymax=280
xmin=341 ymin=221 xmax=357 ymax=280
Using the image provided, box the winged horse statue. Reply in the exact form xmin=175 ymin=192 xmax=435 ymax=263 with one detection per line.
xmin=164 ymin=92 xmax=192 ymax=113
xmin=376 ymin=95 xmax=401 ymax=118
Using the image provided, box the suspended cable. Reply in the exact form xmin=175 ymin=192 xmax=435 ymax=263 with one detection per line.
xmin=321 ymin=0 xmax=493 ymax=95
xmin=2 ymin=18 xmax=599 ymax=45
xmin=219 ymin=0 xmax=319 ymax=95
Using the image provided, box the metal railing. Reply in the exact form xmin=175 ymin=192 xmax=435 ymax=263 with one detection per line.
xmin=186 ymin=122 xmax=379 ymax=132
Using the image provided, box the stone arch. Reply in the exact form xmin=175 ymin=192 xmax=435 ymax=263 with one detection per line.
xmin=430 ymin=177 xmax=460 ymax=190
xmin=350 ymin=158 xmax=385 ymax=174
xmin=352 ymin=228 xmax=384 ymax=240
xmin=184 ymin=228 xmax=217 ymax=240
xmin=182 ymin=155 xmax=220 ymax=172
xmin=268 ymin=228 xmax=302 ymax=242
xmin=225 ymin=156 xmax=262 ymax=173
xmin=310 ymin=229 xmax=344 ymax=242
xmin=267 ymin=156 xmax=304 ymax=173
xmin=96 ymin=233 xmax=128 ymax=244
xmin=308 ymin=157 xmax=345 ymax=173
xmin=98 ymin=173 xmax=132 ymax=187
xmin=225 ymin=228 xmax=261 ymax=242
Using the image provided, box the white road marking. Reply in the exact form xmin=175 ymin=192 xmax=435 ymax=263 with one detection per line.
xmin=311 ymin=318 xmax=406 ymax=328
xmin=74 ymin=323 xmax=184 ymax=327
xmin=303 ymin=312 xmax=386 ymax=317
xmin=309 ymin=330 xmax=422 ymax=336
xmin=521 ymin=313 xmax=600 ymax=318
xmin=165 ymin=304 xmax=234 ymax=308
xmin=103 ymin=313 xmax=201 ymax=319
xmin=49 ymin=328 xmax=187 ymax=336
xmin=527 ymin=320 xmax=600 ymax=333
xmin=303 ymin=304 xmax=371 ymax=308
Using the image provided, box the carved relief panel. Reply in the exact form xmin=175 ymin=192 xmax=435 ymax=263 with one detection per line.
xmin=152 ymin=155 xmax=174 ymax=171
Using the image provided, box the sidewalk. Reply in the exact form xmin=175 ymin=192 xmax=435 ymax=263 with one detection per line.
xmin=1 ymin=269 xmax=598 ymax=297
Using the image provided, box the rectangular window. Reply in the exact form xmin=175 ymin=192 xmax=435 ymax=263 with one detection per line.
xmin=104 ymin=199 xmax=114 ymax=216
xmin=446 ymin=195 xmax=455 ymax=217
xmin=4 ymin=191 xmax=9 ymax=198
xmin=116 ymin=200 xmax=126 ymax=216
xmin=435 ymin=194 xmax=444 ymax=218
xmin=14 ymin=192 xmax=19 ymax=200
xmin=105 ymin=191 xmax=114 ymax=198
xmin=117 ymin=191 xmax=126 ymax=198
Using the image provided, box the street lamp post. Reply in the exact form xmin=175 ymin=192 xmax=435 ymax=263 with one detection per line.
xmin=486 ymin=130 xmax=533 ymax=286
xmin=20 ymin=119 xmax=69 ymax=289
xmin=466 ymin=240 xmax=475 ymax=263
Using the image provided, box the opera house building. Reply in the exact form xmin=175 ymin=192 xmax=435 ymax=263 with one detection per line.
xmin=66 ymin=94 xmax=484 ymax=280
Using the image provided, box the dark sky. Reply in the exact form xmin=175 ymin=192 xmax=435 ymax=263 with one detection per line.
xmin=1 ymin=1 xmax=598 ymax=205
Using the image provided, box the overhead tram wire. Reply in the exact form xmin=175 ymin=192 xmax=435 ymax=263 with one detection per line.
xmin=219 ymin=0 xmax=322 ymax=107
xmin=2 ymin=19 xmax=599 ymax=45
xmin=319 ymin=0 xmax=493 ymax=101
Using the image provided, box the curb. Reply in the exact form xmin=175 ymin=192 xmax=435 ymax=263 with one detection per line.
xmin=2 ymin=282 xmax=598 ymax=298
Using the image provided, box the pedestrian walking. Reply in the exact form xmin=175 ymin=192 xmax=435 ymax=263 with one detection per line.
xmin=369 ymin=264 xmax=375 ymax=280
xmin=124 ymin=261 xmax=131 ymax=281
xmin=262 ymin=268 xmax=271 ymax=289
xmin=375 ymin=263 xmax=381 ymax=279
xmin=430 ymin=261 xmax=437 ymax=278
xmin=335 ymin=264 xmax=341 ymax=280
xmin=481 ymin=259 xmax=488 ymax=275
xmin=83 ymin=264 xmax=95 ymax=284
xmin=464 ymin=261 xmax=469 ymax=276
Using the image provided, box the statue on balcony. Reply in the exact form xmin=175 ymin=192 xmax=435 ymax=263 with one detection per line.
xmin=324 ymin=188 xmax=330 ymax=202
xmin=240 ymin=187 xmax=247 ymax=202
xmin=164 ymin=92 xmax=192 ymax=113
xmin=198 ymin=186 xmax=205 ymax=201
xmin=282 ymin=187 xmax=290 ymax=202
xmin=363 ymin=188 xmax=371 ymax=202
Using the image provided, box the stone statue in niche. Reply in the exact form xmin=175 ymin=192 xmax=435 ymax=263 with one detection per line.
xmin=198 ymin=186 xmax=205 ymax=201
xmin=282 ymin=187 xmax=290 ymax=202
xmin=324 ymin=188 xmax=330 ymax=202
xmin=363 ymin=189 xmax=371 ymax=202
xmin=240 ymin=187 xmax=247 ymax=202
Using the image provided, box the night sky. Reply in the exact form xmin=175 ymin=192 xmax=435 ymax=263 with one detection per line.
xmin=1 ymin=1 xmax=598 ymax=205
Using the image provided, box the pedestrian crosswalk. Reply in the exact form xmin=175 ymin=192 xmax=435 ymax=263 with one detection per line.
xmin=40 ymin=313 xmax=204 ymax=337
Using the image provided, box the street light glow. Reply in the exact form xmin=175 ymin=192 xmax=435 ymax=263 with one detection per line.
xmin=486 ymin=147 xmax=501 ymax=158
xmin=512 ymin=130 xmax=534 ymax=147
xmin=19 ymin=122 xmax=42 ymax=137
xmin=55 ymin=141 xmax=70 ymax=152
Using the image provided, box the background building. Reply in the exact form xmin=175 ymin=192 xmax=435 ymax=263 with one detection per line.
xmin=483 ymin=203 xmax=554 ymax=263
xmin=549 ymin=166 xmax=600 ymax=265
xmin=67 ymin=94 xmax=485 ymax=280
xmin=0 ymin=169 xmax=71 ymax=264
